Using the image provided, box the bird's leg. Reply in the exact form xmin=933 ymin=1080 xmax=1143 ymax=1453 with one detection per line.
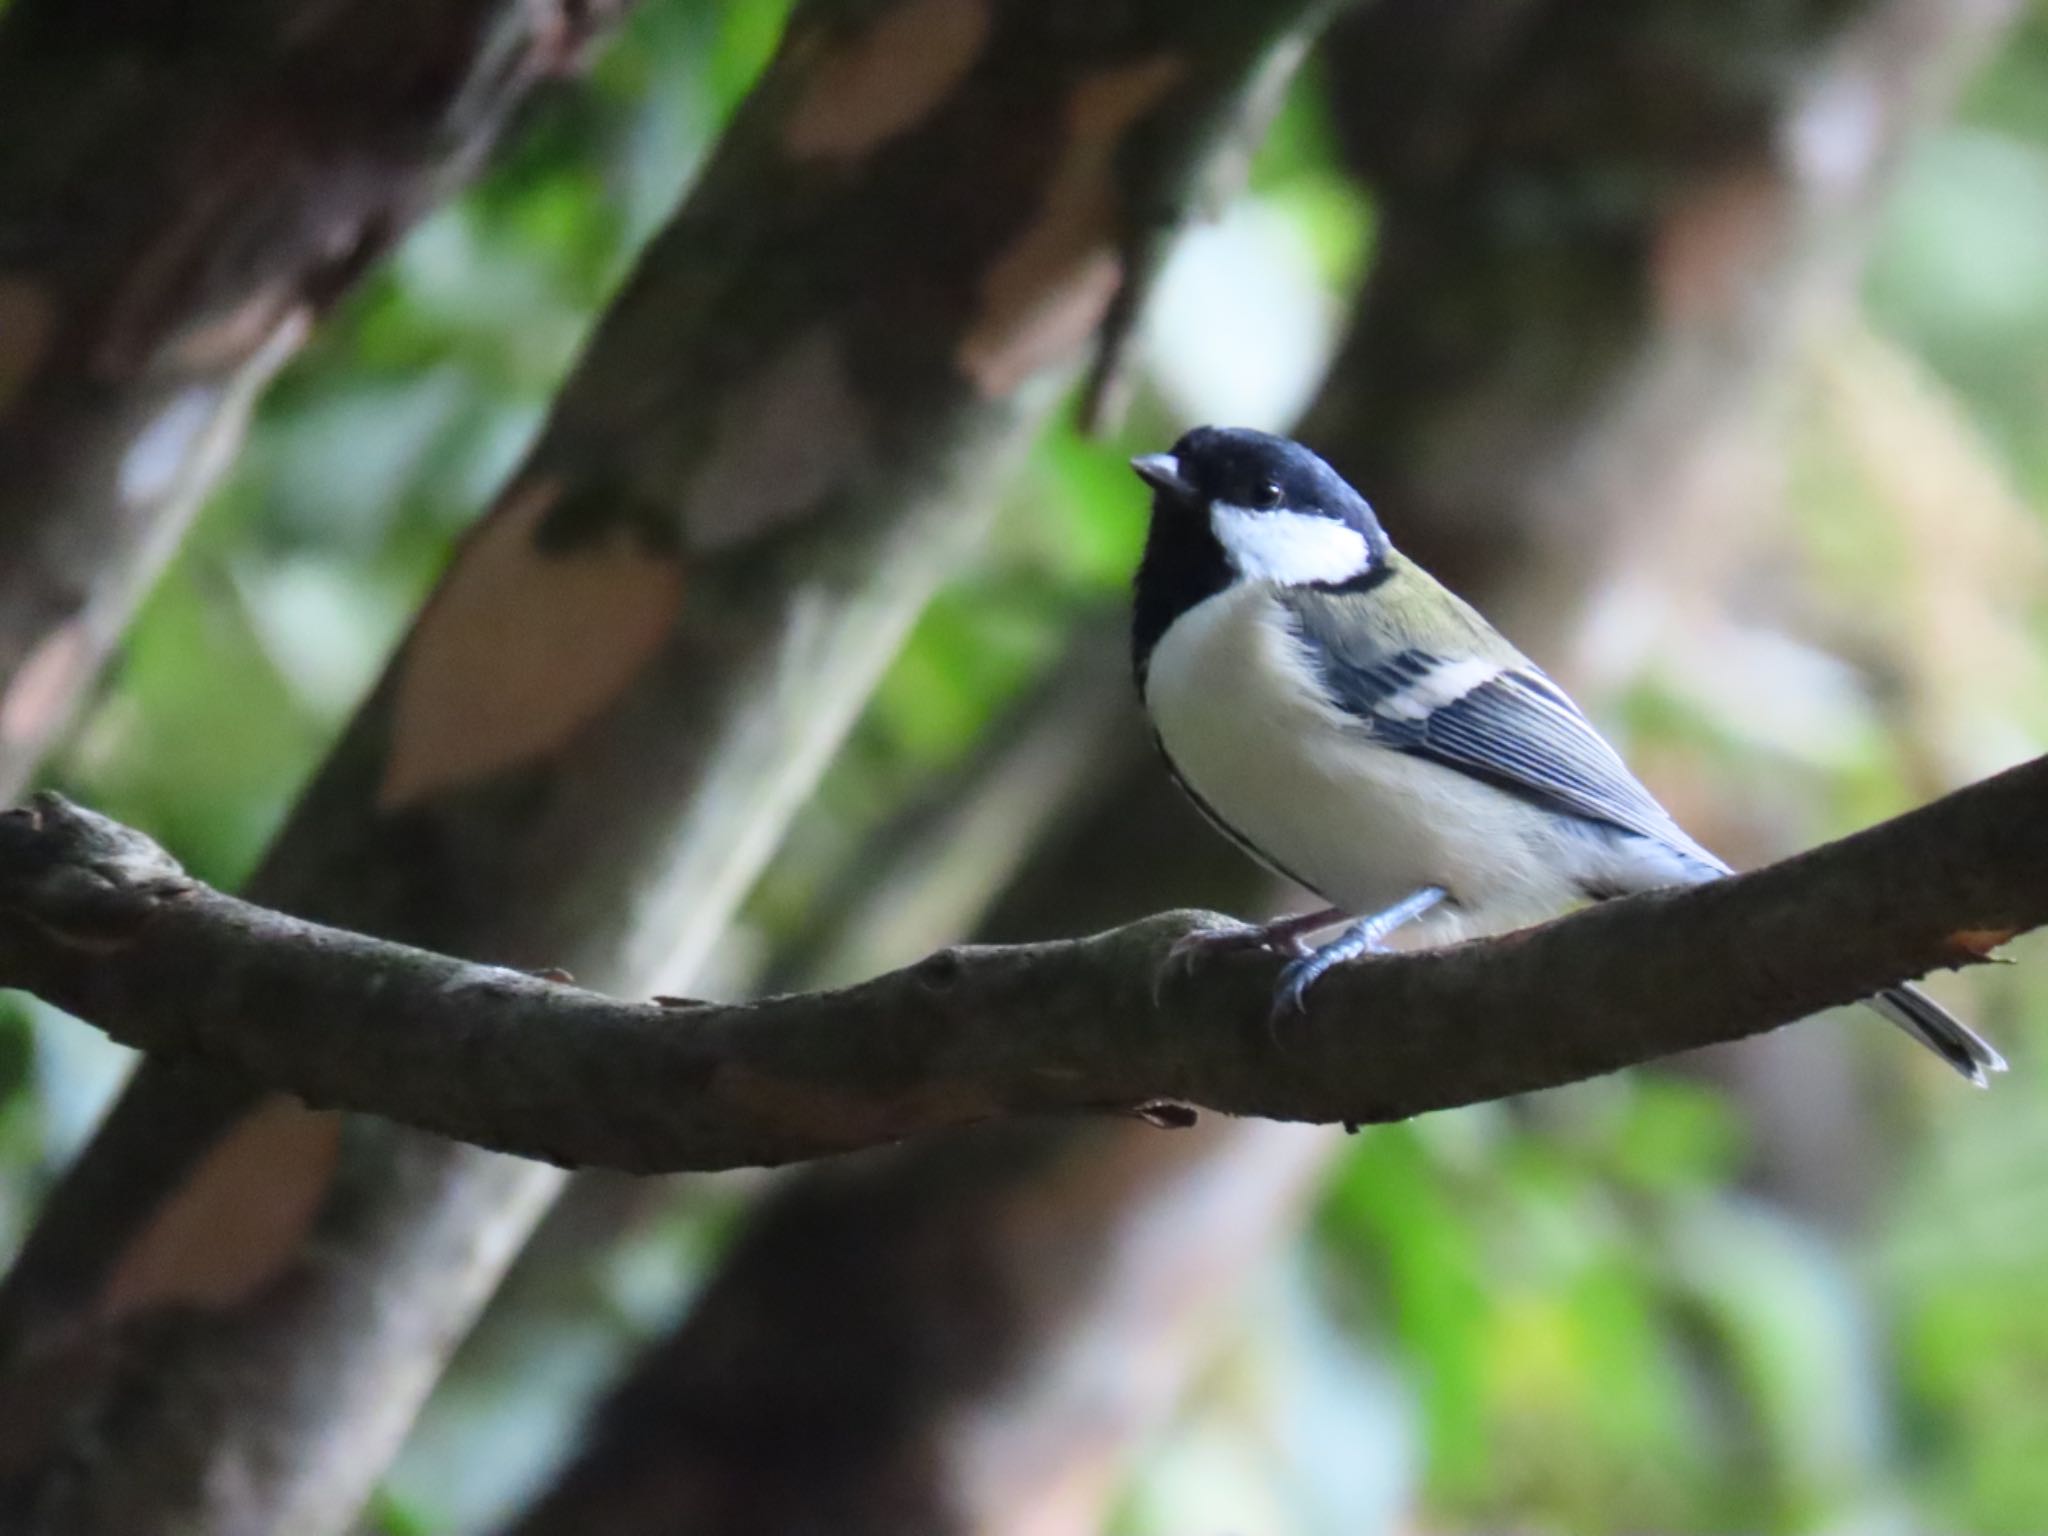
xmin=1271 ymin=886 xmax=1447 ymax=1022
xmin=1154 ymin=907 xmax=1346 ymax=1005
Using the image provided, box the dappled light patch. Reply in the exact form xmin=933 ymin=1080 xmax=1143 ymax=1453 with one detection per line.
xmin=0 ymin=276 xmax=55 ymax=413
xmin=102 ymin=1098 xmax=343 ymax=1316
xmin=958 ymin=55 xmax=1185 ymax=399
xmin=160 ymin=283 xmax=311 ymax=374
xmin=683 ymin=327 xmax=870 ymax=549
xmin=117 ymin=385 xmax=224 ymax=509
xmin=0 ymin=624 xmax=92 ymax=758
xmin=1949 ymin=927 xmax=2020 ymax=962
xmin=1650 ymin=162 xmax=1790 ymax=331
xmin=783 ymin=0 xmax=991 ymax=162
xmin=378 ymin=479 xmax=685 ymax=810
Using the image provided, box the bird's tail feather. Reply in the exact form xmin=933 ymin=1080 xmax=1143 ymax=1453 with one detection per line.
xmin=1865 ymin=984 xmax=2006 ymax=1087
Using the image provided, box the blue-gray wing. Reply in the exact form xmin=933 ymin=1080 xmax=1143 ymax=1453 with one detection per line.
xmin=1295 ymin=627 xmax=1725 ymax=872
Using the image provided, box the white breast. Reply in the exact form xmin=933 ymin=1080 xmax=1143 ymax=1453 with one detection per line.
xmin=1143 ymin=583 xmax=1595 ymax=940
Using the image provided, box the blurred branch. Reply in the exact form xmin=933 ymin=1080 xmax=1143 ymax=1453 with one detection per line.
xmin=0 ymin=4 xmax=1334 ymax=1533
xmin=0 ymin=0 xmax=634 ymax=798
xmin=1808 ymin=321 xmax=2048 ymax=788
xmin=2 ymin=762 xmax=2038 ymax=1170
xmin=1305 ymin=0 xmax=2018 ymax=650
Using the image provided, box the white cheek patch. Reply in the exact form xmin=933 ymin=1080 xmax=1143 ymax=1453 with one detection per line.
xmin=1376 ymin=657 xmax=1501 ymax=721
xmin=1210 ymin=504 xmax=1372 ymax=587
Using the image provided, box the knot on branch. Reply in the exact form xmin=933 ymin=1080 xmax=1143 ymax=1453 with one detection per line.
xmin=0 ymin=793 xmax=190 ymax=946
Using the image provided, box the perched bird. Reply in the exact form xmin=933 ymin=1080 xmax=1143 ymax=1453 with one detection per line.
xmin=1130 ymin=425 xmax=2004 ymax=1085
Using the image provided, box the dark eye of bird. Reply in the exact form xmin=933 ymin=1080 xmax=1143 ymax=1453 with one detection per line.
xmin=1251 ymin=481 xmax=1283 ymax=510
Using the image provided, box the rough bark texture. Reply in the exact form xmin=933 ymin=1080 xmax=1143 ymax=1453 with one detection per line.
xmin=0 ymin=762 xmax=2037 ymax=1169
xmin=0 ymin=4 xmax=1333 ymax=1533
xmin=494 ymin=2 xmax=2025 ymax=1530
xmin=0 ymin=0 xmax=634 ymax=800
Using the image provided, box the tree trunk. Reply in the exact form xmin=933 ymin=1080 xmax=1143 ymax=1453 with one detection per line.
xmin=0 ymin=4 xmax=1333 ymax=1533
xmin=0 ymin=0 xmax=633 ymax=800
xmin=496 ymin=0 xmax=2015 ymax=1530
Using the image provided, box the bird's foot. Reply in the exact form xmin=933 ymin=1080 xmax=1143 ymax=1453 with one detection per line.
xmin=1265 ymin=886 xmax=1448 ymax=1039
xmin=1270 ymin=944 xmax=1354 ymax=1024
xmin=1153 ymin=909 xmax=1344 ymax=1005
xmin=1174 ymin=907 xmax=1344 ymax=963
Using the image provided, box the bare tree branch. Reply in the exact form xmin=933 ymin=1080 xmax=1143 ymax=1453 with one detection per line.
xmin=1 ymin=764 xmax=2035 ymax=1172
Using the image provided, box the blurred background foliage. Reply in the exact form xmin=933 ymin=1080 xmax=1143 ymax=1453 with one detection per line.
xmin=4 ymin=1 xmax=2047 ymax=1532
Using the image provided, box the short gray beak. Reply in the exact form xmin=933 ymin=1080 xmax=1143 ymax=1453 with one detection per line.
xmin=1131 ymin=452 xmax=1194 ymax=499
